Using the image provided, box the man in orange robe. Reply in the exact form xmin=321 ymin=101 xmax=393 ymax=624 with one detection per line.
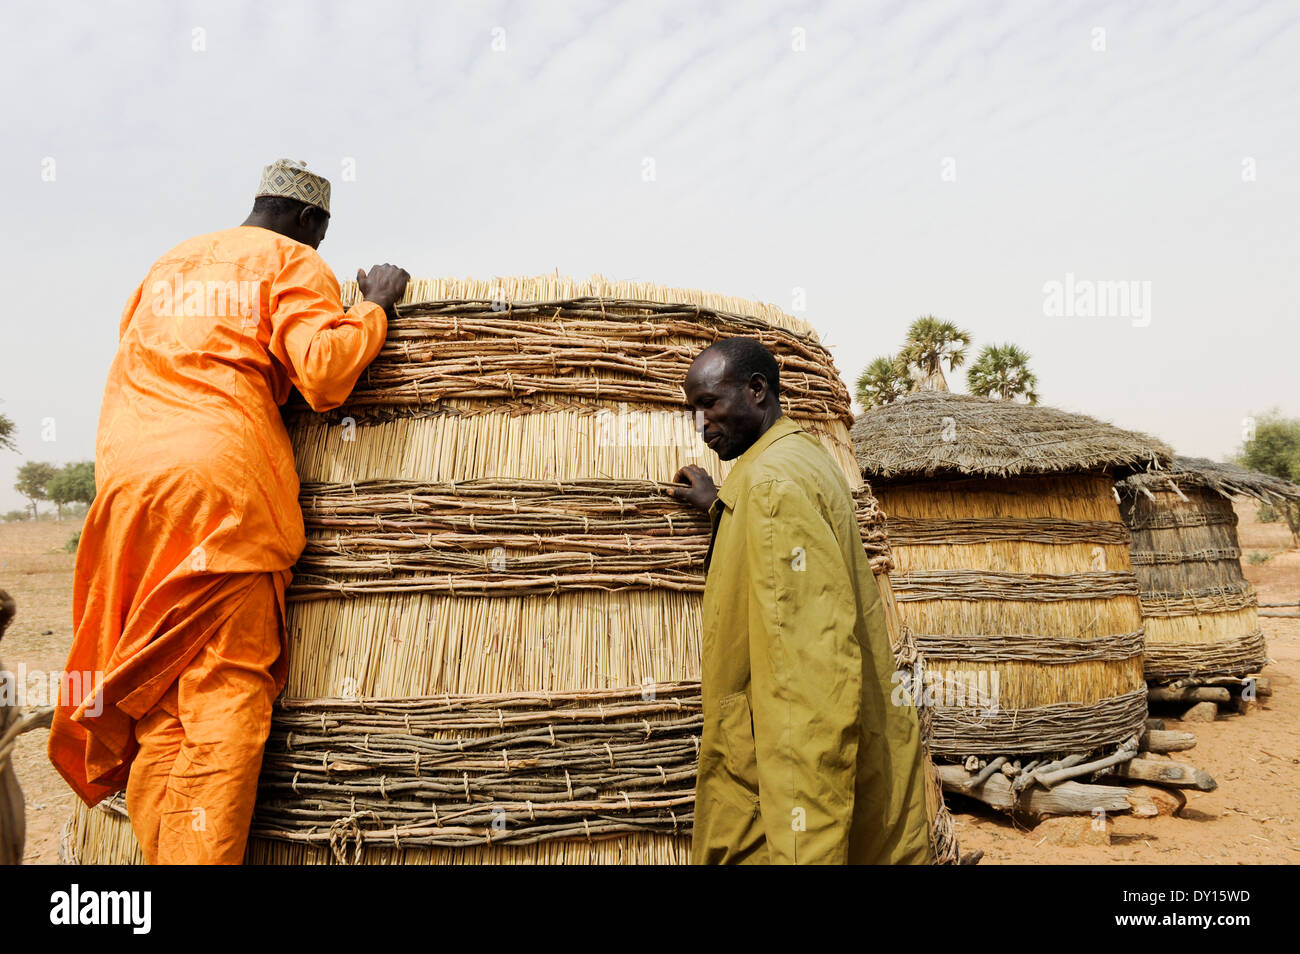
xmin=49 ymin=159 xmax=410 ymax=864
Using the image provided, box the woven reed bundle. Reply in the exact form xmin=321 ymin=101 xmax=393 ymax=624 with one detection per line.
xmin=289 ymin=479 xmax=893 ymax=599
xmin=1116 ymin=457 xmax=1297 ymax=679
xmin=65 ymin=275 xmax=955 ymax=865
xmin=336 ymin=301 xmax=852 ymax=426
xmin=853 ymin=391 xmax=1172 ymax=761
xmin=252 ymin=686 xmax=701 ymax=856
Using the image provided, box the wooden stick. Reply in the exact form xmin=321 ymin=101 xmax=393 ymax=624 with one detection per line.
xmin=961 ymin=756 xmax=1007 ymax=791
xmin=1147 ymin=686 xmax=1231 ymax=704
xmin=1028 ymin=753 xmax=1085 ymax=789
xmin=1035 ymin=749 xmax=1136 ymax=788
xmin=1169 ymin=675 xmax=1240 ymax=688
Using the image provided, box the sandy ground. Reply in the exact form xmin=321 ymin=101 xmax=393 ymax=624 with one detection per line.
xmin=1 ymin=501 xmax=1297 ymax=865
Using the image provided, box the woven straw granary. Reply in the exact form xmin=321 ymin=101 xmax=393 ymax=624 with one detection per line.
xmin=852 ymin=391 xmax=1172 ymax=760
xmin=1117 ymin=456 xmax=1300 ymax=680
xmin=63 ymin=275 xmax=956 ymax=865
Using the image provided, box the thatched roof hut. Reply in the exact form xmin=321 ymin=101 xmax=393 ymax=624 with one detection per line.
xmin=66 ymin=276 xmax=957 ymax=865
xmin=1121 ymin=456 xmax=1300 ymax=505
xmin=852 ymin=391 xmax=1173 ymax=760
xmin=1116 ymin=457 xmax=1300 ymax=680
xmin=854 ymin=391 xmax=1170 ymax=480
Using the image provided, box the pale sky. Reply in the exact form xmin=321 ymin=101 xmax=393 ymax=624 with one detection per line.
xmin=2 ymin=0 xmax=1298 ymax=511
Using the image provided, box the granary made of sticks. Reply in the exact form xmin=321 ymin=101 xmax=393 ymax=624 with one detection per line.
xmin=64 ymin=275 xmax=957 ymax=865
xmin=1117 ymin=456 xmax=1300 ymax=682
xmin=852 ymin=391 xmax=1173 ymax=767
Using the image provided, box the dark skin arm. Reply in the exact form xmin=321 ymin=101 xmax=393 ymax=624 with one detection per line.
xmin=670 ymin=464 xmax=718 ymax=513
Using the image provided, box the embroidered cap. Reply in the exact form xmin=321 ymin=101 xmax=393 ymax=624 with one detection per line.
xmin=256 ymin=158 xmax=331 ymax=214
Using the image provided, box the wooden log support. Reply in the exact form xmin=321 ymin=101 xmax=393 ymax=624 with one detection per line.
xmin=936 ymin=765 xmax=1135 ymax=815
xmin=1139 ymin=729 xmax=1198 ymax=753
xmin=1101 ymin=758 xmax=1217 ymax=792
xmin=961 ymin=756 xmax=1007 ymax=791
xmin=1194 ymin=675 xmax=1272 ymax=697
xmin=1123 ymin=784 xmax=1187 ymax=818
xmin=1035 ymin=749 xmax=1137 ymax=789
xmin=1148 ymin=686 xmax=1231 ymax=704
xmin=1008 ymin=753 xmax=1083 ymax=794
xmin=1198 ymin=676 xmax=1248 ymax=688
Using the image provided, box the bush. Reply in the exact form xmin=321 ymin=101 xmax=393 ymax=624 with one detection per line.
xmin=1246 ymin=551 xmax=1271 ymax=565
xmin=64 ymin=531 xmax=81 ymax=553
xmin=1256 ymin=503 xmax=1281 ymax=524
xmin=2 ymin=509 xmax=28 ymax=523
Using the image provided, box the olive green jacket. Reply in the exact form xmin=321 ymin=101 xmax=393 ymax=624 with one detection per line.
xmin=691 ymin=416 xmax=931 ymax=865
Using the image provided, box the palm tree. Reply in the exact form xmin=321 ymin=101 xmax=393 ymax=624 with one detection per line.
xmin=855 ymin=355 xmax=910 ymax=409
xmin=966 ymin=343 xmax=1040 ymax=403
xmin=897 ymin=316 xmax=971 ymax=392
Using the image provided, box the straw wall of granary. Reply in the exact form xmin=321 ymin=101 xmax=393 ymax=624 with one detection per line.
xmin=65 ymin=276 xmax=955 ymax=865
xmin=876 ymin=474 xmax=1147 ymax=759
xmin=1121 ymin=484 xmax=1265 ymax=679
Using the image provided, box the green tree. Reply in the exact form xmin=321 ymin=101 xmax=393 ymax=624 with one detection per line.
xmin=14 ymin=461 xmax=57 ymax=519
xmin=855 ymin=355 xmax=910 ymax=409
xmin=897 ymin=316 xmax=971 ymax=392
xmin=47 ymin=461 xmax=96 ymax=520
xmin=0 ymin=412 xmax=15 ymax=453
xmin=966 ymin=343 xmax=1040 ymax=403
xmin=1239 ymin=411 xmax=1300 ymax=547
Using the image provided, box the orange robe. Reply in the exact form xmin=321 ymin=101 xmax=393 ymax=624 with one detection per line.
xmin=49 ymin=226 xmax=386 ymax=859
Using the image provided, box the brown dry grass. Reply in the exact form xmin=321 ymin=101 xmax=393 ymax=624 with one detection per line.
xmin=878 ymin=475 xmax=1145 ymax=711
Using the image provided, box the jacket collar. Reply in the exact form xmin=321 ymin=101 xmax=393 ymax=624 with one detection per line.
xmin=714 ymin=415 xmax=803 ymax=512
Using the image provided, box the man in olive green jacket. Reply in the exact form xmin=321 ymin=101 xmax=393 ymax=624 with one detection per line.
xmin=671 ymin=338 xmax=930 ymax=865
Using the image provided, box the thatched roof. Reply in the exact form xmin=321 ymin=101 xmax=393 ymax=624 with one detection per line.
xmin=851 ymin=391 xmax=1172 ymax=479
xmin=1118 ymin=455 xmax=1300 ymax=503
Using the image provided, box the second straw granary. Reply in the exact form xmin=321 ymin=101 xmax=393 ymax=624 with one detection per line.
xmin=852 ymin=391 xmax=1172 ymax=761
xmin=1117 ymin=456 xmax=1300 ymax=681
